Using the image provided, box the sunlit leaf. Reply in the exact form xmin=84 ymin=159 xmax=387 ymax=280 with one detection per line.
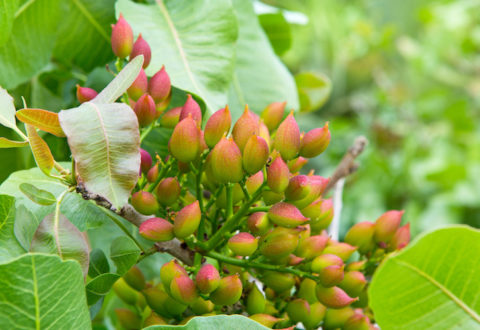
xmin=0 ymin=137 xmax=28 ymax=148
xmin=258 ymin=12 xmax=292 ymax=56
xmin=59 ymin=102 xmax=140 ymax=209
xmin=16 ymin=108 xmax=65 ymax=137
xmin=0 ymin=0 xmax=19 ymax=46
xmin=25 ymin=124 xmax=54 ymax=175
xmin=19 ymin=183 xmax=56 ymax=205
xmin=0 ymin=87 xmax=17 ymax=130
xmin=295 ymin=72 xmax=332 ymax=112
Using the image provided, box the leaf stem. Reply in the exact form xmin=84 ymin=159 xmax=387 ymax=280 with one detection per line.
xmin=225 ymin=183 xmax=233 ymax=220
xmin=140 ymin=122 xmax=156 ymax=142
xmin=249 ymin=206 xmax=270 ymax=213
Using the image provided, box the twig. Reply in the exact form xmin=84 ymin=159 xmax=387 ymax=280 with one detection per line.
xmin=324 ymin=136 xmax=367 ymax=195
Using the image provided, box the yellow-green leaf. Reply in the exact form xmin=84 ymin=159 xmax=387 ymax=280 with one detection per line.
xmin=16 ymin=108 xmax=65 ymax=137
xmin=0 ymin=137 xmax=28 ymax=148
xmin=25 ymin=124 xmax=54 ymax=175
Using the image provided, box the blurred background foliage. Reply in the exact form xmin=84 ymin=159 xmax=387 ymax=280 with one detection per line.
xmin=1 ymin=0 xmax=479 ymax=240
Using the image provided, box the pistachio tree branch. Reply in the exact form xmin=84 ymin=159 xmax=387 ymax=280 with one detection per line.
xmin=324 ymin=136 xmax=368 ymax=195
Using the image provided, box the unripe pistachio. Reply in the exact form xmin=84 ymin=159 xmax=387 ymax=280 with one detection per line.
xmin=76 ymin=85 xmax=97 ymax=103
xmin=191 ymin=297 xmax=215 ymax=314
xmin=144 ymin=286 xmax=187 ymax=317
xmin=296 ymin=235 xmax=329 ymax=259
xmin=196 ymin=264 xmax=220 ymax=294
xmin=262 ymin=190 xmax=284 ymax=205
xmin=303 ymin=302 xmax=327 ymax=329
xmin=204 ymin=106 xmax=231 ymax=148
xmin=111 ymin=14 xmax=133 ymax=58
xmin=311 ymin=254 xmax=344 ymax=273
xmin=210 ymin=275 xmax=243 ymax=306
xmin=245 ymin=171 xmax=264 ymax=195
xmin=156 ymin=177 xmax=181 ymax=206
xmin=210 ymin=137 xmax=243 ymax=183
xmin=288 ymin=156 xmax=308 ymax=173
xmin=262 ymin=271 xmax=295 ymax=293
xmin=292 ymin=175 xmax=329 ymax=209
xmin=170 ymin=275 xmax=198 ymax=305
xmin=173 ymin=200 xmax=201 ymax=238
xmin=139 ymin=217 xmax=174 ymax=242
xmin=169 ymin=115 xmax=200 ymax=162
xmin=134 ymin=94 xmax=156 ymax=127
xmin=148 ymin=66 xmax=171 ymax=103
xmin=315 ymin=284 xmax=357 ymax=309
xmin=319 ymin=265 xmax=345 ymax=287
xmin=143 ymin=312 xmax=167 ymax=327
xmin=123 ymin=266 xmax=146 ymax=291
xmin=285 ymin=175 xmax=311 ymax=201
xmin=155 ymin=94 xmax=171 ymax=118
xmin=247 ymin=284 xmax=266 ymax=315
xmin=259 ymin=121 xmax=271 ymax=149
xmin=243 ymin=135 xmax=269 ymax=174
xmin=323 ymin=242 xmax=357 ymax=262
xmin=300 ymin=123 xmax=331 ymax=158
xmin=261 ymin=101 xmax=286 ymax=132
xmin=344 ymin=222 xmax=375 ymax=254
xmin=267 ymin=153 xmax=290 ymax=193
xmin=374 ymin=210 xmax=404 ymax=244
xmin=113 ymin=277 xmax=140 ymax=306
xmin=179 ymin=94 xmax=202 ymax=127
xmin=140 ymin=148 xmax=152 ymax=174
xmin=128 ymin=69 xmax=148 ymax=102
xmin=115 ymin=308 xmax=141 ymax=329
xmin=131 ymin=191 xmax=159 ymax=215
xmin=273 ymin=112 xmax=300 ymax=160
xmin=304 ymin=198 xmax=334 ymax=232
xmin=147 ymin=163 xmax=159 ymax=182
xmin=160 ymin=260 xmax=188 ymax=289
xmin=232 ymin=105 xmax=260 ymax=152
xmin=228 ymin=232 xmax=258 ymax=256
xmin=160 ymin=106 xmax=181 ymax=128
xmin=268 ymin=202 xmax=309 ymax=228
xmin=298 ymin=278 xmax=319 ymax=304
xmin=344 ymin=314 xmax=371 ymax=330
xmin=324 ymin=307 xmax=356 ymax=329
xmin=286 ymin=298 xmax=310 ymax=323
xmin=390 ymin=223 xmax=410 ymax=250
xmin=247 ymin=212 xmax=270 ymax=236
xmin=130 ymin=34 xmax=151 ymax=68
xmin=249 ymin=314 xmax=281 ymax=328
xmin=339 ymin=271 xmax=367 ymax=298
xmin=346 ymin=260 xmax=367 ymax=272
xmin=260 ymin=228 xmax=299 ymax=259
xmin=287 ymin=254 xmax=304 ymax=266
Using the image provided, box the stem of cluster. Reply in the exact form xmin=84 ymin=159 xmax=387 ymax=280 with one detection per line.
xmin=249 ymin=206 xmax=270 ymax=213
xmin=195 ymin=156 xmax=207 ymax=239
xmin=225 ymin=183 xmax=234 ymax=220
xmin=140 ymin=122 xmax=157 ymax=142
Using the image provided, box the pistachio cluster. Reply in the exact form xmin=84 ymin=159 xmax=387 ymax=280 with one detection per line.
xmin=83 ymin=16 xmax=411 ymax=329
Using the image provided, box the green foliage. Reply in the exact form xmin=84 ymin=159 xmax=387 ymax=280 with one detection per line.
xmin=370 ymin=226 xmax=480 ymax=328
xmin=145 ymin=315 xmax=269 ymax=329
xmin=0 ymin=195 xmax=25 ymax=262
xmin=0 ymin=254 xmax=90 ymax=328
xmin=110 ymin=236 xmax=141 ymax=275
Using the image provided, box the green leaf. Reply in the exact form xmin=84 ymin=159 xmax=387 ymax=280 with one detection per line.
xmin=30 ymin=211 xmax=90 ymax=277
xmin=0 ymin=0 xmax=19 ymax=46
xmin=145 ymin=315 xmax=269 ymax=329
xmin=0 ymin=137 xmax=28 ymax=148
xmin=227 ymin=0 xmax=299 ymax=119
xmin=59 ymin=102 xmax=140 ymax=210
xmin=117 ymin=0 xmax=238 ymax=113
xmin=25 ymin=124 xmax=54 ymax=175
xmin=0 ymin=87 xmax=17 ymax=130
xmin=0 ymin=165 xmax=109 ymax=231
xmin=0 ymin=195 xmax=25 ymax=262
xmin=369 ymin=226 xmax=480 ymax=329
xmin=89 ymin=248 xmax=110 ymax=278
xmin=258 ymin=13 xmax=292 ymax=56
xmin=110 ymin=236 xmax=141 ymax=275
xmin=86 ymin=272 xmax=120 ymax=306
xmin=295 ymin=72 xmax=332 ymax=112
xmin=0 ymin=0 xmax=62 ymax=89
xmin=13 ymin=204 xmax=39 ymax=251
xmin=93 ymin=55 xmax=144 ymax=104
xmin=54 ymin=0 xmax=115 ymax=71
xmin=19 ymin=183 xmax=56 ymax=205
xmin=0 ymin=253 xmax=90 ymax=329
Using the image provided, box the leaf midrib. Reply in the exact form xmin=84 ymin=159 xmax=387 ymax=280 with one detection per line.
xmin=72 ymin=0 xmax=109 ymax=42
xmin=394 ymin=259 xmax=480 ymax=323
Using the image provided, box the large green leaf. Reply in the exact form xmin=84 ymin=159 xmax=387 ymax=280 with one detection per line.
xmin=0 ymin=0 xmax=19 ymax=46
xmin=0 ymin=253 xmax=90 ymax=328
xmin=31 ymin=212 xmax=90 ymax=277
xmin=145 ymin=315 xmax=269 ymax=329
xmin=258 ymin=13 xmax=292 ymax=56
xmin=59 ymin=102 xmax=140 ymax=209
xmin=0 ymin=0 xmax=61 ymax=89
xmin=13 ymin=204 xmax=38 ymax=251
xmin=227 ymin=0 xmax=299 ymax=119
xmin=110 ymin=236 xmax=141 ymax=275
xmin=0 ymin=165 xmax=109 ymax=231
xmin=0 ymin=195 xmax=25 ymax=262
xmin=117 ymin=0 xmax=238 ymax=113
xmin=86 ymin=272 xmax=120 ymax=306
xmin=54 ymin=0 xmax=115 ymax=71
xmin=369 ymin=226 xmax=480 ymax=329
